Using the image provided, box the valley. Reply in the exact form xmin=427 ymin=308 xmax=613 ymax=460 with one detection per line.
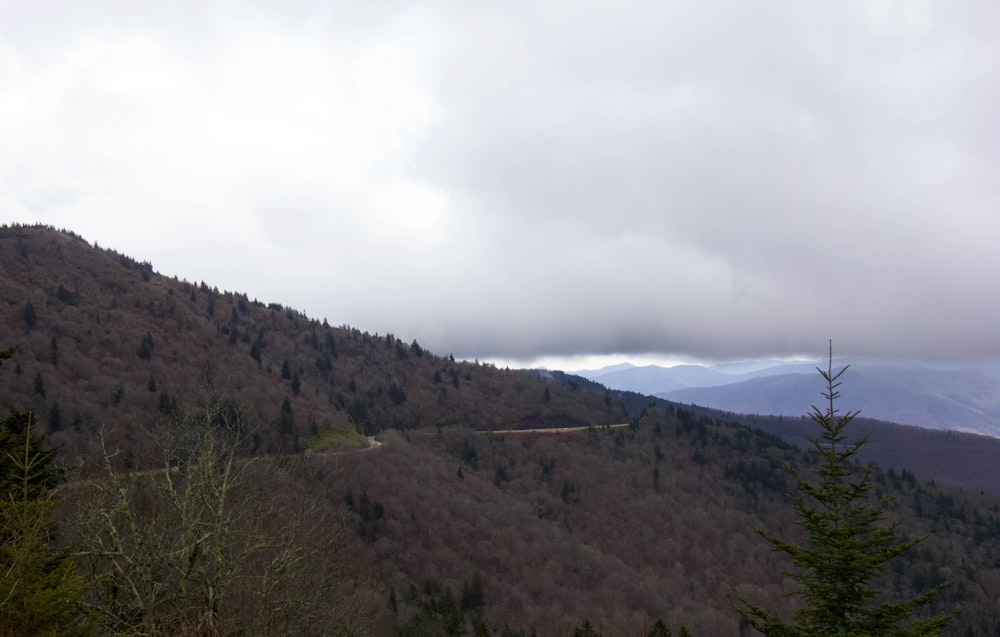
xmin=2 ymin=225 xmax=999 ymax=636
xmin=579 ymin=361 xmax=1000 ymax=437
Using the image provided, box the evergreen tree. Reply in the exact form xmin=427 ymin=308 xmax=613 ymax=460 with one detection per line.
xmin=55 ymin=284 xmax=78 ymax=306
xmin=0 ymin=345 xmax=16 ymax=368
xmin=647 ymin=619 xmax=671 ymax=637
xmin=737 ymin=343 xmax=955 ymax=636
xmin=573 ymin=620 xmax=602 ymax=637
xmin=249 ymin=339 xmax=262 ymax=365
xmin=388 ymin=382 xmax=407 ymax=406
xmin=21 ymin=302 xmax=37 ymax=331
xmin=473 ymin=616 xmax=492 ymax=637
xmin=561 ymin=479 xmax=578 ymax=504
xmin=398 ymin=583 xmax=464 ymax=637
xmin=461 ymin=573 xmax=485 ymax=612
xmin=136 ymin=332 xmax=154 ymax=360
xmin=32 ymin=371 xmax=45 ymax=398
xmin=110 ymin=381 xmax=125 ymax=406
xmin=47 ymin=400 xmax=61 ymax=433
xmin=1 ymin=347 xmax=91 ymax=635
xmin=278 ymin=397 xmax=295 ymax=437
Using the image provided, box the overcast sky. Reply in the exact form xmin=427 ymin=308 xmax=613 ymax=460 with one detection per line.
xmin=3 ymin=1 xmax=999 ymax=369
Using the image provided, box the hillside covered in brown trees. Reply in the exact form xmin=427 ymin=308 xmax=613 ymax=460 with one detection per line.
xmin=0 ymin=225 xmax=624 ymax=464
xmin=3 ymin=224 xmax=1000 ymax=636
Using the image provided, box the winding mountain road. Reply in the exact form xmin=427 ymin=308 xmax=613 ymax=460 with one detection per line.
xmin=484 ymin=423 xmax=629 ymax=435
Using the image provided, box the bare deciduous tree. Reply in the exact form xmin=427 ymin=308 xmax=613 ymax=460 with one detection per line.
xmin=70 ymin=404 xmax=390 ymax=636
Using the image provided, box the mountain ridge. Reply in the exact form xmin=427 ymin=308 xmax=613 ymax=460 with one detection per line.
xmin=0 ymin=224 xmax=625 ymax=464
xmin=4 ymin=224 xmax=1000 ymax=635
xmin=576 ymin=360 xmax=1000 ymax=437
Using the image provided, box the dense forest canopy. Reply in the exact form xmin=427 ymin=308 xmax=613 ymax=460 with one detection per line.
xmin=2 ymin=225 xmax=999 ymax=636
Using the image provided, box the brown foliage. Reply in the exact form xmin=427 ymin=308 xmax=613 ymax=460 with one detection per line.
xmin=0 ymin=225 xmax=624 ymax=465
xmin=336 ymin=412 xmax=1000 ymax=635
xmin=5 ymin=225 xmax=1000 ymax=635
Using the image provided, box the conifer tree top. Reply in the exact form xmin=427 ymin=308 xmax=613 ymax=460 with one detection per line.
xmin=737 ymin=341 xmax=956 ymax=637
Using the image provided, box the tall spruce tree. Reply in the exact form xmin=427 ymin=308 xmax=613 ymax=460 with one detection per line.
xmin=1 ymin=346 xmax=91 ymax=635
xmin=737 ymin=342 xmax=955 ymax=636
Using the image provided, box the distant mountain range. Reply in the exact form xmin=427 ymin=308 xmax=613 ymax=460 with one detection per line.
xmin=8 ymin=225 xmax=1000 ymax=635
xmin=576 ymin=360 xmax=1000 ymax=437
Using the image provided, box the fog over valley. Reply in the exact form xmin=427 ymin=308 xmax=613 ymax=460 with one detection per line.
xmin=4 ymin=4 xmax=1000 ymax=630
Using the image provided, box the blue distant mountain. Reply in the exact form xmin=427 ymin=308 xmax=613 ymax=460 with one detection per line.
xmin=576 ymin=361 xmax=1000 ymax=437
xmin=582 ymin=363 xmax=733 ymax=394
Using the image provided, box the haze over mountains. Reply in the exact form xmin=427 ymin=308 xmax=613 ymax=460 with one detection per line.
xmin=578 ymin=360 xmax=1000 ymax=437
xmin=6 ymin=224 xmax=1000 ymax=635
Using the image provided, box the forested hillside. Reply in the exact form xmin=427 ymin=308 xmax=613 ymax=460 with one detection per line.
xmin=2 ymin=225 xmax=1000 ymax=636
xmin=0 ymin=224 xmax=624 ymax=465
xmin=336 ymin=410 xmax=999 ymax=635
xmin=619 ymin=393 xmax=1000 ymax=496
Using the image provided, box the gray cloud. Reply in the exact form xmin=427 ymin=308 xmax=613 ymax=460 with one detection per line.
xmin=3 ymin=1 xmax=999 ymax=366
